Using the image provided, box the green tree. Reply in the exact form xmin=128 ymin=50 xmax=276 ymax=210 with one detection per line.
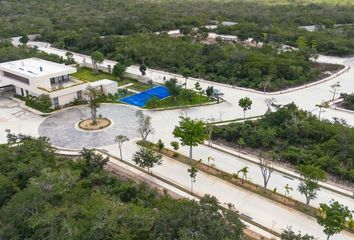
xmin=206 ymin=86 xmax=214 ymax=100
xmin=284 ymin=184 xmax=293 ymax=197
xmin=317 ymin=201 xmax=353 ymax=240
xmin=36 ymin=94 xmax=52 ymax=114
xmin=0 ymin=174 xmax=17 ymax=207
xmin=296 ymin=36 xmax=308 ymax=49
xmin=19 ymin=35 xmax=29 ymax=46
xmin=114 ymin=135 xmax=129 ymax=160
xmin=65 ymin=51 xmax=74 ymax=64
xmin=132 ymin=147 xmax=162 ymax=173
xmin=173 ymin=116 xmax=207 ymax=164
xmin=152 ymin=195 xmax=244 ymax=239
xmin=91 ymin=51 xmax=104 ymax=74
xmin=139 ymin=64 xmax=147 ymax=76
xmin=237 ymin=167 xmax=249 ymax=184
xmin=238 ymin=97 xmax=252 ymax=118
xmin=281 ymin=227 xmax=315 ymax=240
xmin=164 ymin=78 xmax=181 ymax=102
xmin=180 ymin=25 xmax=193 ymax=35
xmin=187 ymin=166 xmax=198 ymax=193
xmin=157 ymin=139 xmax=164 ymax=151
xmin=297 ymin=164 xmax=326 ymax=206
xmin=170 ymin=141 xmax=179 ymax=151
xmin=194 ymin=64 xmax=206 ymax=79
xmin=112 ymin=63 xmax=126 ymax=80
xmin=84 ymin=86 xmax=102 ymax=125
xmin=194 ymin=82 xmax=202 ymax=92
xmin=80 ymin=148 xmax=109 ymax=178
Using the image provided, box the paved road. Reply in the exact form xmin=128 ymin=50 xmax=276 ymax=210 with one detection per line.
xmin=103 ymin=141 xmax=354 ymax=240
xmin=0 ymin=96 xmax=44 ymax=143
xmin=38 ymin=105 xmax=139 ymax=149
xmin=27 ymin=41 xmax=354 ymax=126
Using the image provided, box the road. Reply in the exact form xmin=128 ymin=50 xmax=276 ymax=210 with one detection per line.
xmin=102 ymin=140 xmax=354 ymax=240
xmin=26 ymin=40 xmax=354 ymax=126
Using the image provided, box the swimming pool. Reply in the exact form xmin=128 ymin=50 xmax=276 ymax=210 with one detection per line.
xmin=119 ymin=86 xmax=170 ymax=107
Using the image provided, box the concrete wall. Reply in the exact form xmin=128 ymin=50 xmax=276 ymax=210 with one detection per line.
xmin=101 ymin=81 xmax=118 ymax=95
xmin=124 ymin=72 xmax=152 ymax=83
xmin=15 ymin=86 xmax=39 ymax=97
xmin=79 ymin=62 xmax=112 ymax=73
xmin=57 ymin=91 xmax=80 ymax=106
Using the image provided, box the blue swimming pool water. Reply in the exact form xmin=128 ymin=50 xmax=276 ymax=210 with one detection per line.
xmin=119 ymin=86 xmax=170 ymax=107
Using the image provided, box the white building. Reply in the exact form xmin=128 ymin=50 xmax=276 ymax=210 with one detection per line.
xmin=0 ymin=58 xmax=117 ymax=108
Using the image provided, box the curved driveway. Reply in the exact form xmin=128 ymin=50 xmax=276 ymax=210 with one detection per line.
xmin=38 ymin=105 xmax=139 ymax=149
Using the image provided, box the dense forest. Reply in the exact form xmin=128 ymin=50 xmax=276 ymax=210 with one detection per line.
xmin=215 ymin=23 xmax=354 ymax=56
xmin=59 ymin=33 xmax=343 ymax=91
xmin=212 ymin=104 xmax=354 ymax=183
xmin=0 ymin=0 xmax=353 ymax=56
xmin=0 ymin=0 xmax=352 ymax=90
xmin=0 ymin=134 xmax=245 ymax=239
xmin=0 ymin=41 xmax=69 ymax=64
xmin=0 ymin=0 xmax=353 ymax=38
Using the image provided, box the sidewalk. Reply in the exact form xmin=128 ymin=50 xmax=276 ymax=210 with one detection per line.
xmin=100 ymin=143 xmax=353 ymax=240
xmin=92 ymin=148 xmax=278 ymax=240
xmin=210 ymin=142 xmax=353 ymax=197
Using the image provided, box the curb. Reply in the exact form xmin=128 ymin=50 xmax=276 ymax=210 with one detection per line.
xmin=147 ymin=100 xmax=221 ymax=111
xmin=129 ymin=64 xmax=350 ymax=96
xmin=95 ymin=148 xmax=280 ymax=240
xmin=207 ymin=143 xmax=353 ymax=199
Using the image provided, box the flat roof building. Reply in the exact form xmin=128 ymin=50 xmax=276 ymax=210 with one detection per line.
xmin=0 ymin=58 xmax=117 ymax=109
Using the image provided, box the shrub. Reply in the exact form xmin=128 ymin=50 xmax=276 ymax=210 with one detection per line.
xmin=170 ymin=141 xmax=179 ymax=150
xmin=146 ymin=96 xmax=160 ymax=108
xmin=157 ymin=139 xmax=164 ymax=151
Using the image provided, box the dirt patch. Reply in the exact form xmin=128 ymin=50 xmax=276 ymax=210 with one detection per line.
xmin=79 ymin=118 xmax=111 ymax=130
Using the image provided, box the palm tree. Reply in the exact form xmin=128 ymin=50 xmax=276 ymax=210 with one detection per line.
xmin=237 ymin=167 xmax=249 ymax=183
xmin=284 ymin=184 xmax=293 ymax=197
xmin=238 ymin=97 xmax=252 ymax=118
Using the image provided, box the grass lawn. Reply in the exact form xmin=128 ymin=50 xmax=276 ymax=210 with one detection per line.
xmin=145 ymin=90 xmax=212 ymax=109
xmin=73 ymin=68 xmax=155 ymax=92
xmin=127 ymin=82 xmax=156 ymax=92
xmin=72 ymin=68 xmax=116 ymax=82
xmin=117 ymin=78 xmax=155 ymax=92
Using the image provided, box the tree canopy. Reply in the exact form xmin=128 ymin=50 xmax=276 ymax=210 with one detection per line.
xmin=0 ymin=134 xmax=245 ymax=239
xmin=213 ymin=103 xmax=354 ymax=182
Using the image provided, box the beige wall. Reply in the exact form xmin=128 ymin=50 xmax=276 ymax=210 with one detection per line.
xmin=101 ymin=82 xmax=118 ymax=95
xmin=57 ymin=92 xmax=80 ymax=106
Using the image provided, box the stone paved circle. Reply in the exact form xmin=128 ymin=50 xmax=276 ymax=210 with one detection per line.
xmin=39 ymin=104 xmax=140 ymax=149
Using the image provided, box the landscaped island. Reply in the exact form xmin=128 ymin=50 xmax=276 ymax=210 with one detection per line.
xmin=338 ymin=93 xmax=354 ymax=111
xmin=78 ymin=118 xmax=111 ymax=131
